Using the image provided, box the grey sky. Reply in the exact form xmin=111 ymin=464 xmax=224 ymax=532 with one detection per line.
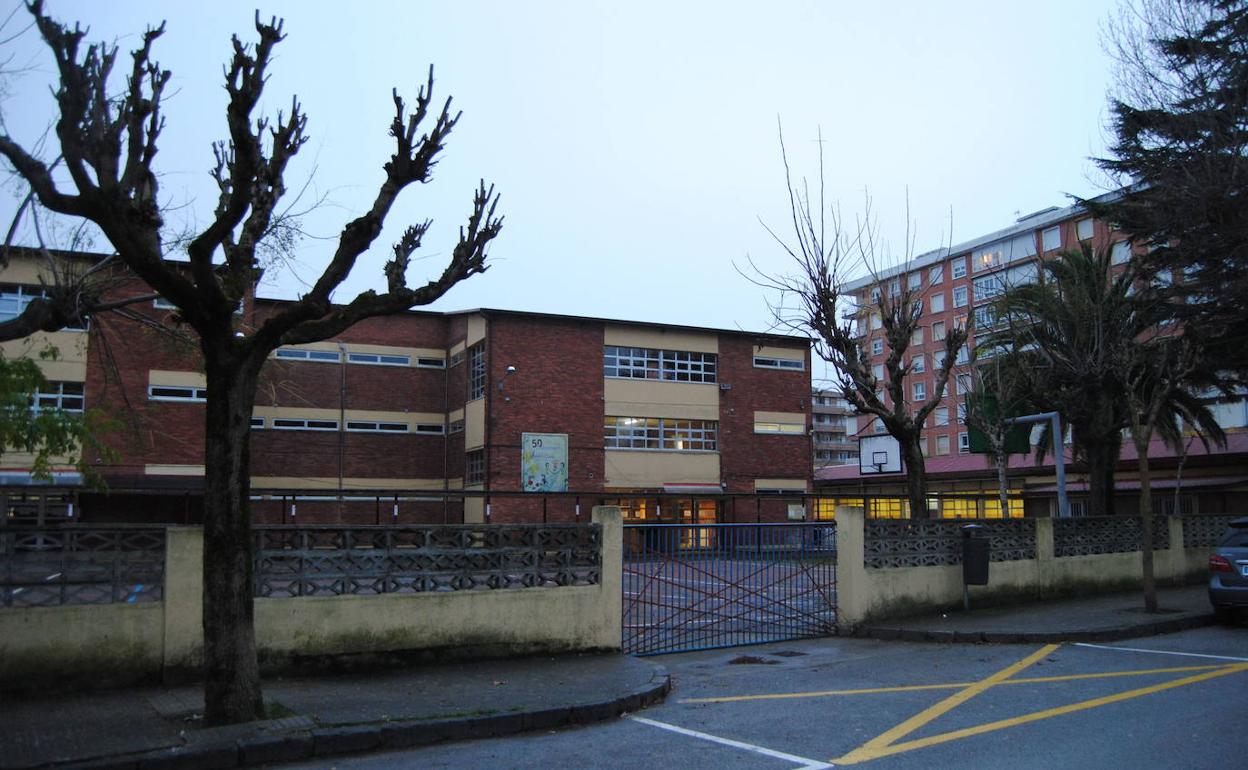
xmin=2 ymin=1 xmax=1118 ymax=385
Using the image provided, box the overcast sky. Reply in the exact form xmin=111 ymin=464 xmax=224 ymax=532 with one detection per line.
xmin=2 ymin=1 xmax=1120 ymax=386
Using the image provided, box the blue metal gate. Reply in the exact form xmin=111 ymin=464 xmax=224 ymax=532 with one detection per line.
xmin=622 ymin=523 xmax=837 ymax=655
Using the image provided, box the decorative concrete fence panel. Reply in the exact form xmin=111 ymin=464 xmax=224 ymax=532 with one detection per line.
xmin=0 ymin=508 xmax=622 ymax=690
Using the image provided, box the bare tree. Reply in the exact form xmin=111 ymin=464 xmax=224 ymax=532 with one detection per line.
xmin=0 ymin=3 xmax=502 ymax=724
xmin=752 ymin=125 xmax=968 ymax=518
xmin=961 ymin=345 xmax=1033 ymax=518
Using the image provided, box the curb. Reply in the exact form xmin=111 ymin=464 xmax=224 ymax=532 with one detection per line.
xmin=57 ymin=665 xmax=671 ymax=770
xmin=854 ymin=613 xmax=1216 ymax=644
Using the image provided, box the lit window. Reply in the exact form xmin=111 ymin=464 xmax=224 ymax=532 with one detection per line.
xmin=272 ymin=418 xmax=339 ymax=431
xmin=32 ymin=381 xmax=85 ymax=413
xmin=1077 ymin=218 xmax=1094 ymax=241
xmin=929 ymin=265 xmax=944 ymax=285
xmin=753 ymin=356 xmax=804 ymax=371
xmin=1042 ymin=226 xmax=1061 ymax=252
xmin=953 ymin=286 xmax=968 ymax=308
xmin=605 ymin=416 xmax=717 ymax=451
xmin=951 ymin=258 xmax=967 ymax=280
xmin=275 ymin=348 xmax=341 ymax=363
xmin=347 ymin=352 xmax=412 ymax=367
xmin=468 ymin=342 xmax=487 ymax=400
xmin=930 ymin=293 xmax=945 ymax=313
xmin=148 ymin=385 xmax=207 ymax=402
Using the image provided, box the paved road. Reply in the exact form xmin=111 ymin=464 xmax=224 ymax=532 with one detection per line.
xmin=279 ymin=622 xmax=1248 ymax=769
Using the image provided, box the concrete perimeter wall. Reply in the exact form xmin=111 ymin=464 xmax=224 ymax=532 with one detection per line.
xmin=835 ymin=506 xmax=1210 ymax=629
xmin=0 ymin=507 xmax=622 ymax=690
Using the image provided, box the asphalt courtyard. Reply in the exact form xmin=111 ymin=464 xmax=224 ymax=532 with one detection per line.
xmin=281 ymin=623 xmax=1248 ymax=769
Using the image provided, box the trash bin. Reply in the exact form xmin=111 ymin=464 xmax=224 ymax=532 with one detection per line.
xmin=961 ymin=524 xmax=989 ymax=586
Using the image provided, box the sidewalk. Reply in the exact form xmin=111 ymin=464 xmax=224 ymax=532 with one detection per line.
xmin=857 ymin=584 xmax=1217 ymax=643
xmin=0 ymin=653 xmax=670 ymax=770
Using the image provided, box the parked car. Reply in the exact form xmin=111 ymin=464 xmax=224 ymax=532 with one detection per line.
xmin=1209 ymin=517 xmax=1248 ymax=622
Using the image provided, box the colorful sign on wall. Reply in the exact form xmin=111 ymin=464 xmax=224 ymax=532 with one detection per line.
xmin=521 ymin=433 xmax=569 ymax=492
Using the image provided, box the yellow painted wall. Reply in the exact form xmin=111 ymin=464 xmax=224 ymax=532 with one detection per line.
xmin=753 ymin=478 xmax=807 ymax=491
xmin=251 ymin=406 xmax=443 ymax=423
xmin=467 ymin=315 xmax=487 ymax=346
xmin=605 ymin=325 xmax=718 ymax=353
xmin=604 ymin=379 xmax=718 ymax=420
xmin=249 ymin=476 xmax=446 ymax=490
xmin=753 ymin=344 xmax=806 ymax=363
xmin=148 ymin=370 xmax=206 ymax=388
xmin=753 ymin=410 xmax=806 ymax=426
xmin=464 ymin=399 xmax=485 ymax=449
xmin=604 ymin=450 xmax=719 ymax=488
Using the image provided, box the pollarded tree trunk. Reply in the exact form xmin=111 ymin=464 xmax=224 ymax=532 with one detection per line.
xmin=201 ymin=352 xmax=265 ymax=725
xmin=996 ymin=452 xmax=1009 ymax=518
xmin=901 ymin=436 xmax=929 ymax=519
xmin=1084 ymin=440 xmax=1119 ymax=519
xmin=1132 ymin=419 xmax=1159 ymax=613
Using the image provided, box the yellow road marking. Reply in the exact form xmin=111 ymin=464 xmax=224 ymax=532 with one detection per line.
xmin=835 ymin=663 xmax=1248 ymax=764
xmin=835 ymin=643 xmax=1059 ymax=764
xmin=678 ymin=663 xmax=1226 ymax=704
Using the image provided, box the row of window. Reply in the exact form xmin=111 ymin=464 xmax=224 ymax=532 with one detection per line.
xmin=247 ymin=416 xmax=447 ymax=433
xmin=603 ymin=346 xmax=718 ymax=383
xmin=273 ymin=347 xmax=446 ymax=368
xmin=604 ymin=416 xmax=718 ymax=451
xmin=0 ymin=284 xmax=88 ymax=330
xmin=31 ymin=381 xmax=85 ymax=413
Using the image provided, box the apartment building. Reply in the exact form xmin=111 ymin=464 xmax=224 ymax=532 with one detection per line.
xmin=819 ymin=196 xmax=1248 ymax=515
xmin=811 ymin=389 xmax=858 ymax=468
xmin=0 ymin=250 xmax=812 ymax=525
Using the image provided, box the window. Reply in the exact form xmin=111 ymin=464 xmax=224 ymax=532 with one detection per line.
xmin=0 ymin=284 xmax=87 ymax=330
xmin=347 ymin=352 xmax=411 ymax=367
xmin=919 ymin=436 xmax=929 ymax=457
xmin=870 ymin=313 xmax=882 ymax=330
xmin=414 ymin=423 xmax=445 ymax=434
xmin=912 ymin=355 xmax=925 ymax=374
xmin=934 ymin=349 xmax=947 ymax=369
xmin=1111 ymin=241 xmax=1132 ymax=265
xmin=869 ymin=287 xmax=881 ymax=304
xmin=973 ymin=273 xmax=1005 ymax=301
xmin=604 ymin=416 xmax=717 ymax=451
xmin=973 ymin=234 xmax=1035 ymax=273
xmin=1042 ymin=226 xmax=1061 ymax=252
xmin=153 ymin=296 xmax=177 ymax=310
xmin=973 ymin=305 xmax=997 ymax=330
xmin=929 ymin=264 xmax=943 ymax=285
xmin=953 ymin=286 xmax=968 ymax=308
xmin=913 ymin=381 xmax=926 ymax=400
xmin=275 ymin=348 xmax=341 ymax=363
xmin=32 ymin=381 xmax=84 ymax=413
xmin=753 ymin=356 xmax=803 ymax=371
xmin=873 ymin=419 xmax=886 ymax=434
xmin=754 ymin=420 xmax=804 ymax=435
xmin=958 ymin=432 xmax=970 ymax=453
xmin=956 ymin=373 xmax=972 ymax=395
xmin=935 ymin=406 xmax=949 ymax=426
xmin=871 ymin=338 xmax=884 ymax=356
xmin=415 ymin=357 xmax=446 ymax=369
xmin=467 ymin=342 xmax=486 ymax=400
xmin=957 ymin=402 xmax=968 ymax=424
xmin=346 ymin=420 xmax=412 ymax=433
xmin=1077 ymin=218 xmax=1094 ymax=241
xmin=449 ymin=350 xmax=465 ymax=367
xmin=951 ymin=258 xmax=967 ymax=280
xmin=465 ymin=450 xmax=485 ymax=485
xmin=929 ymin=293 xmax=945 ymax=313
xmin=448 ymin=419 xmax=465 ymax=434
xmin=888 ymin=279 xmax=900 ymax=297
xmin=603 ymin=346 xmax=717 ymax=383
xmin=936 ymin=435 xmax=950 ymax=455
xmin=907 ymin=272 xmax=922 ymax=290
xmin=955 ymin=345 xmax=970 ymax=365
xmin=872 ymin=363 xmax=885 ymax=380
xmin=250 ymin=416 xmax=265 ymax=429
xmin=911 ymin=327 xmax=924 ymax=346
xmin=272 ymin=418 xmax=339 ymax=431
xmin=932 ymin=321 xmax=946 ymax=341
xmin=148 ymin=385 xmax=206 ymax=402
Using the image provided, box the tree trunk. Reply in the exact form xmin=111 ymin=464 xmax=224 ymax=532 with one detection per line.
xmin=1135 ymin=431 xmax=1158 ymax=613
xmin=996 ymin=451 xmax=1009 ymax=517
xmin=902 ymin=437 xmax=929 ymax=519
xmin=1084 ymin=440 xmax=1118 ymax=518
xmin=201 ymin=354 xmax=264 ymax=725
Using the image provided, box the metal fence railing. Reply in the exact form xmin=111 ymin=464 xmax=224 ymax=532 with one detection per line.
xmin=0 ymin=527 xmax=165 ymax=608
xmin=252 ymin=524 xmax=601 ymax=598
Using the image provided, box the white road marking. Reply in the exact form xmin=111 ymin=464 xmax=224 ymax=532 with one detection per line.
xmin=1074 ymin=642 xmax=1248 ymax=662
xmin=627 ymin=715 xmax=834 ymax=769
